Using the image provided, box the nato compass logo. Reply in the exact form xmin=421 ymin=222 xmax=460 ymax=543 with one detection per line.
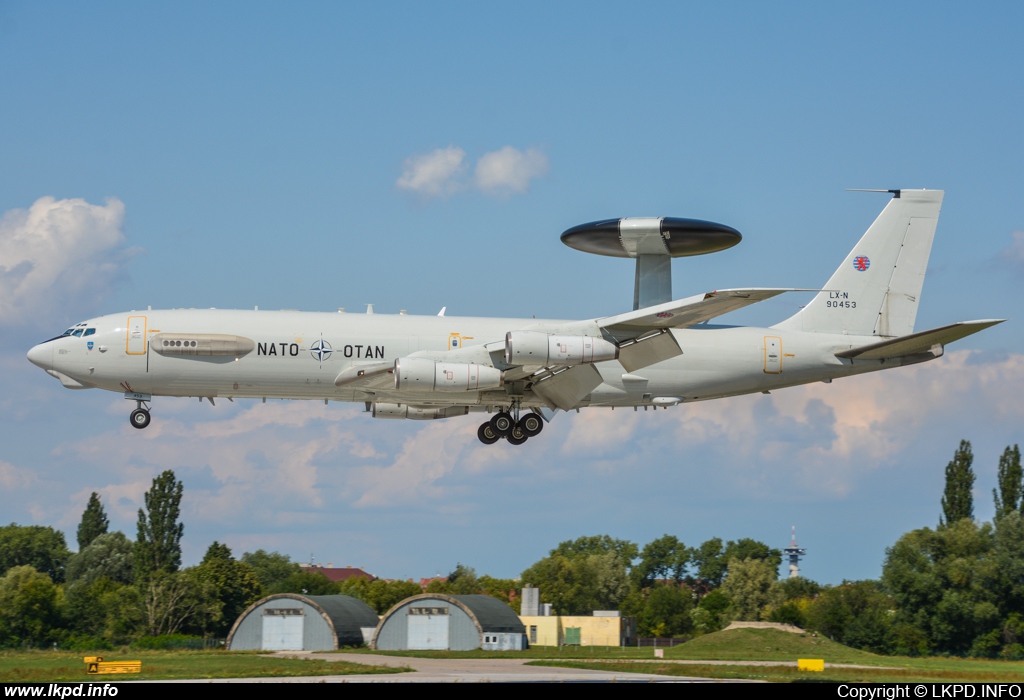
xmin=86 ymin=341 xmax=94 ymax=351
xmin=853 ymin=255 xmax=870 ymax=272
xmin=310 ymin=338 xmax=333 ymax=365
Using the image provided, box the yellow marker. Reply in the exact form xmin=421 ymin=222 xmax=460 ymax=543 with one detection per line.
xmin=84 ymin=657 xmax=142 ymax=675
xmin=797 ymin=658 xmax=824 ymax=672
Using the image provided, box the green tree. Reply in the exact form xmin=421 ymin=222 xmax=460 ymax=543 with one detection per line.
xmin=139 ymin=569 xmax=217 ymax=638
xmin=135 ymin=470 xmax=184 ymax=581
xmin=637 ymin=584 xmax=694 ymax=637
xmin=691 ymin=589 xmax=731 ymax=634
xmin=0 ymin=566 xmax=65 ymax=648
xmin=66 ymin=532 xmax=134 ymax=586
xmin=720 ymin=557 xmax=777 ymax=621
xmin=691 ymin=537 xmax=781 ymax=590
xmin=550 ymin=535 xmax=638 ymax=567
xmin=994 ymin=445 xmax=1023 ymax=520
xmin=941 ymin=440 xmax=975 ymax=526
xmin=337 ymin=577 xmax=422 ymax=614
xmin=521 ymin=550 xmax=630 ymax=615
xmin=77 ymin=492 xmax=109 ymax=550
xmin=194 ymin=542 xmax=262 ymax=636
xmin=882 ymin=519 xmax=999 ymax=655
xmin=0 ymin=524 xmax=71 ymax=583
xmin=806 ymin=580 xmax=894 ymax=654
xmin=270 ymin=570 xmax=341 ymax=596
xmin=240 ymin=550 xmax=301 ymax=594
xmin=633 ymin=534 xmax=690 ymax=587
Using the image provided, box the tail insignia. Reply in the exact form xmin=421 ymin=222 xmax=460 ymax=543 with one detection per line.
xmin=852 ymin=256 xmax=870 ymax=272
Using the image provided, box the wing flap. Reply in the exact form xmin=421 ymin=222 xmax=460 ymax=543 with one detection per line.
xmin=835 ymin=320 xmax=1004 ymax=360
xmin=601 ymin=288 xmax=809 ymax=333
xmin=531 ymin=364 xmax=604 ymax=411
xmin=618 ymin=330 xmax=683 ymax=372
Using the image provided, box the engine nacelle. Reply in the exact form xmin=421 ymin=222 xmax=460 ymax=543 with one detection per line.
xmin=504 ymin=331 xmax=618 ymax=366
xmin=394 ymin=357 xmax=503 ymax=392
xmin=372 ymin=403 xmax=470 ymax=420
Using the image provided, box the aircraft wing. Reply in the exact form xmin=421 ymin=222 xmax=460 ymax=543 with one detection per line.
xmin=600 ymin=288 xmax=809 ymax=333
xmin=835 ymin=320 xmax=1005 ymax=360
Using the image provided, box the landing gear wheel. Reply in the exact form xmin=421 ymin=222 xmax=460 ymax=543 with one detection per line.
xmin=477 ymin=422 xmax=500 ymax=445
xmin=507 ymin=425 xmax=529 ymax=445
xmin=519 ymin=413 xmax=543 ymax=437
xmin=490 ymin=412 xmax=514 ymax=437
xmin=130 ymin=408 xmax=151 ymax=430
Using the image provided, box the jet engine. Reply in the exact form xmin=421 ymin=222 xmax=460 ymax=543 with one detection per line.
xmin=394 ymin=357 xmax=503 ymax=392
xmin=504 ymin=331 xmax=618 ymax=366
xmin=372 ymin=403 xmax=470 ymax=420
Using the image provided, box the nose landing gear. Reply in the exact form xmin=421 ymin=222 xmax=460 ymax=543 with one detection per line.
xmin=477 ymin=406 xmax=545 ymax=446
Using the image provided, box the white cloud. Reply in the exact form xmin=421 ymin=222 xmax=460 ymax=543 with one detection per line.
xmin=0 ymin=460 xmax=36 ymax=491
xmin=474 ymin=146 xmax=548 ymax=195
xmin=0 ymin=196 xmax=134 ymax=326
xmin=1000 ymin=231 xmax=1024 ymax=265
xmin=396 ymin=145 xmax=548 ymax=198
xmin=395 ymin=146 xmax=467 ymax=197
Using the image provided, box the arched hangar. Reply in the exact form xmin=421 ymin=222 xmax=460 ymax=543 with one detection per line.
xmin=226 ymin=593 xmax=379 ymax=651
xmin=372 ymin=593 xmax=527 ymax=651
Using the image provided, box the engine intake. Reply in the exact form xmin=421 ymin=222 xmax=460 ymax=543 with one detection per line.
xmin=505 ymin=331 xmax=618 ymax=366
xmin=394 ymin=357 xmax=503 ymax=392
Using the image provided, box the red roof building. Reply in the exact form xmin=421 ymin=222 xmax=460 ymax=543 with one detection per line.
xmin=301 ymin=565 xmax=376 ymax=583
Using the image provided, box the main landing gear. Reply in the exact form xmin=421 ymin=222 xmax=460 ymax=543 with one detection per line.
xmin=477 ymin=407 xmax=544 ymax=446
xmin=125 ymin=393 xmax=153 ymax=429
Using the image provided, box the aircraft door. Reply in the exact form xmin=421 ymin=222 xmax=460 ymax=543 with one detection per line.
xmin=763 ymin=336 xmax=782 ymax=374
xmin=126 ymin=316 xmax=148 ymax=355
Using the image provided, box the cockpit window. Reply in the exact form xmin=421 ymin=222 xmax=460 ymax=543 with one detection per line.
xmin=72 ymin=329 xmax=84 ymax=337
xmin=62 ymin=328 xmax=75 ymax=336
xmin=84 ymin=328 xmax=96 ymax=337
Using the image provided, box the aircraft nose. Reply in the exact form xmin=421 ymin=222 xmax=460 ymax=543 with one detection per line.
xmin=27 ymin=342 xmax=52 ymax=370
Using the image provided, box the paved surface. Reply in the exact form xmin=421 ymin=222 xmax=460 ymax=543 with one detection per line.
xmin=242 ymin=651 xmax=754 ymax=683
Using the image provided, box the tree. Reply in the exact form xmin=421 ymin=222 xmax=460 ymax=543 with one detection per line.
xmin=720 ymin=557 xmax=777 ymax=621
xmin=0 ymin=524 xmax=71 ymax=583
xmin=637 ymin=584 xmax=694 ymax=638
xmin=806 ymin=580 xmax=894 ymax=654
xmin=240 ymin=550 xmax=301 ymax=595
xmin=0 ymin=566 xmax=65 ymax=648
xmin=337 ymin=577 xmax=422 ymax=614
xmin=520 ymin=550 xmax=631 ymax=615
xmin=941 ymin=440 xmax=975 ymax=526
xmin=270 ymin=570 xmax=341 ymax=596
xmin=77 ymin=492 xmax=109 ymax=550
xmin=633 ymin=535 xmax=690 ymax=588
xmin=550 ymin=535 xmax=638 ymax=566
xmin=66 ymin=532 xmax=134 ymax=586
xmin=135 ymin=470 xmax=184 ymax=581
xmin=194 ymin=542 xmax=261 ymax=636
xmin=994 ymin=445 xmax=1023 ymax=521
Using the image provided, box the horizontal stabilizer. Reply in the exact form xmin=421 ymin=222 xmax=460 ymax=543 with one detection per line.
xmin=835 ymin=320 xmax=1004 ymax=360
xmin=601 ymin=288 xmax=811 ymax=333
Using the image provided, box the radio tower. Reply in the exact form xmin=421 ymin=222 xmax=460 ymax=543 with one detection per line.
xmin=783 ymin=526 xmax=806 ymax=579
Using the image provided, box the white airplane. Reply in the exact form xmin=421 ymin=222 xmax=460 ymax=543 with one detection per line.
xmin=27 ymin=189 xmax=1002 ymax=445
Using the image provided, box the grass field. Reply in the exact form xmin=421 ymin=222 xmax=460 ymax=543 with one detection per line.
xmin=0 ymin=650 xmax=409 ymax=682
xmin=525 ymin=629 xmax=1024 ymax=682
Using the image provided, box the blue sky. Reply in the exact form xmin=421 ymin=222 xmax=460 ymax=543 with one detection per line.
xmin=1 ymin=2 xmax=1022 ymax=585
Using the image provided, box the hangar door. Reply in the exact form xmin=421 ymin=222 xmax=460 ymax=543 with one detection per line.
xmin=407 ymin=606 xmax=449 ymax=650
xmin=262 ymin=608 xmax=304 ymax=650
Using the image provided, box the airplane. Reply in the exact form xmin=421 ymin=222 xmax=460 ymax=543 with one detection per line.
xmin=26 ymin=189 xmax=1003 ymax=446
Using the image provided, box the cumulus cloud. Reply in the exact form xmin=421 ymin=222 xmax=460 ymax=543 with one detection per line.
xmin=474 ymin=146 xmax=548 ymax=195
xmin=396 ymin=145 xmax=547 ymax=198
xmin=0 ymin=196 xmax=134 ymax=326
xmin=396 ymin=146 xmax=467 ymax=197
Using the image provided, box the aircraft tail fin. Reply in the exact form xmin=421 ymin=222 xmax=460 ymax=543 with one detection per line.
xmin=774 ymin=189 xmax=943 ymax=337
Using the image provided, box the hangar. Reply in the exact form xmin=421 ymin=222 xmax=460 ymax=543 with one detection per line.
xmin=226 ymin=593 xmax=379 ymax=651
xmin=372 ymin=593 xmax=527 ymax=651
